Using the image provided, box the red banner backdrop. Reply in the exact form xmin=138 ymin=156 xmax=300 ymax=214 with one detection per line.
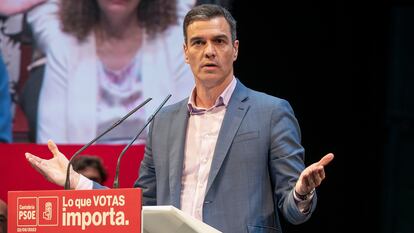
xmin=0 ymin=143 xmax=145 ymax=203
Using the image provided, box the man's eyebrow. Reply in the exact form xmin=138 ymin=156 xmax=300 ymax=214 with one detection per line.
xmin=189 ymin=33 xmax=229 ymax=42
xmin=189 ymin=36 xmax=204 ymax=42
xmin=213 ymin=34 xmax=229 ymax=41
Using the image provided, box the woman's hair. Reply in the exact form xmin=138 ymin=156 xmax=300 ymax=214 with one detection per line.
xmin=59 ymin=0 xmax=178 ymax=41
xmin=71 ymin=155 xmax=108 ymax=183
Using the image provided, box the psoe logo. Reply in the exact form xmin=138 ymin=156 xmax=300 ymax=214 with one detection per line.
xmin=17 ymin=197 xmax=37 ymax=226
xmin=38 ymin=197 xmax=59 ymax=226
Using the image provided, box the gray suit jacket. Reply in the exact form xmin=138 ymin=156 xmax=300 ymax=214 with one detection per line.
xmin=135 ymin=80 xmax=317 ymax=233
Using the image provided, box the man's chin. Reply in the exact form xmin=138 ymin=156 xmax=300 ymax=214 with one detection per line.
xmin=199 ymin=73 xmax=219 ymax=82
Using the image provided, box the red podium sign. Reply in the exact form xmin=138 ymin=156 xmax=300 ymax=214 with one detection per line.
xmin=8 ymin=188 xmax=141 ymax=233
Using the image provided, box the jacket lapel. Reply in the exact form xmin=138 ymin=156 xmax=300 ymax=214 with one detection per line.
xmin=205 ymin=82 xmax=250 ymax=194
xmin=168 ymin=101 xmax=190 ymax=207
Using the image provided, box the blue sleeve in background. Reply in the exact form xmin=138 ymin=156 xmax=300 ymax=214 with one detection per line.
xmin=0 ymin=54 xmax=12 ymax=143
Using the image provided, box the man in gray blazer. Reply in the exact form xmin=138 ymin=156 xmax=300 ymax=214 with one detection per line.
xmin=25 ymin=4 xmax=334 ymax=233
xmin=135 ymin=4 xmax=334 ymax=232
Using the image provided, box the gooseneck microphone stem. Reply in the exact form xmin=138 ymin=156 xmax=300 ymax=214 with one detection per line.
xmin=113 ymin=94 xmax=172 ymax=189
xmin=64 ymin=97 xmax=152 ymax=190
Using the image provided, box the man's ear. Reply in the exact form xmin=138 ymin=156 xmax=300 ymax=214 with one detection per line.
xmin=183 ymin=43 xmax=189 ymax=63
xmin=233 ymin=40 xmax=239 ymax=61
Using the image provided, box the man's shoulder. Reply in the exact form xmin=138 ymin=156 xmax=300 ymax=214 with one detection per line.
xmin=236 ymin=80 xmax=285 ymax=102
xmin=247 ymin=88 xmax=290 ymax=107
xmin=233 ymin=80 xmax=293 ymax=111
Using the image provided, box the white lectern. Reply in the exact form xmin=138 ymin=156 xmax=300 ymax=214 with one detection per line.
xmin=142 ymin=206 xmax=222 ymax=233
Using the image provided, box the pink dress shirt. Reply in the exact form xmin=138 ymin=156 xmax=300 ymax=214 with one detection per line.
xmin=180 ymin=78 xmax=237 ymax=220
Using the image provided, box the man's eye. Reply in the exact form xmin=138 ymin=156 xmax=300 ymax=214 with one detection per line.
xmin=191 ymin=39 xmax=206 ymax=46
xmin=215 ymin=38 xmax=227 ymax=44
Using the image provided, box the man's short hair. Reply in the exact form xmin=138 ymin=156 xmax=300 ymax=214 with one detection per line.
xmin=183 ymin=4 xmax=237 ymax=43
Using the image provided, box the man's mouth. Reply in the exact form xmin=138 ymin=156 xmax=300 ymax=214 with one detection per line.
xmin=202 ymin=63 xmax=218 ymax=68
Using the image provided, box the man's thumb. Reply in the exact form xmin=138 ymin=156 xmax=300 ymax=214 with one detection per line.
xmin=318 ymin=153 xmax=334 ymax=166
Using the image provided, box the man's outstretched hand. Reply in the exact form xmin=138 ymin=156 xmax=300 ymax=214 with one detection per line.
xmin=25 ymin=140 xmax=80 ymax=189
xmin=295 ymin=153 xmax=334 ymax=196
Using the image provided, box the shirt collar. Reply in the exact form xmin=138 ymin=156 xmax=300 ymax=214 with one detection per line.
xmin=187 ymin=77 xmax=237 ymax=115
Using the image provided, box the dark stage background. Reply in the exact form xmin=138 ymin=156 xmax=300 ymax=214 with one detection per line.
xmin=230 ymin=0 xmax=414 ymax=233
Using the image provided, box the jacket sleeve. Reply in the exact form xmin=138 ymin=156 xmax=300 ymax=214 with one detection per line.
xmin=27 ymin=0 xmax=61 ymax=53
xmin=269 ymin=99 xmax=317 ymax=224
xmin=27 ymin=0 xmax=73 ymax=143
xmin=134 ymin=120 xmax=157 ymax=206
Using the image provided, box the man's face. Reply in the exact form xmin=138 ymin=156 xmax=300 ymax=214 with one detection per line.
xmin=0 ymin=200 xmax=7 ymax=233
xmin=184 ymin=17 xmax=239 ymax=88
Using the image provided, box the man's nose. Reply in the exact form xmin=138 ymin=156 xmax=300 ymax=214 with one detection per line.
xmin=204 ymin=42 xmax=216 ymax=58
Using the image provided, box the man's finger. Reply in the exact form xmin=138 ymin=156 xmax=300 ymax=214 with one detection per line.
xmin=317 ymin=153 xmax=334 ymax=166
xmin=318 ymin=167 xmax=325 ymax=180
xmin=47 ymin=140 xmax=60 ymax=157
xmin=25 ymin=152 xmax=43 ymax=164
xmin=25 ymin=153 xmax=47 ymax=176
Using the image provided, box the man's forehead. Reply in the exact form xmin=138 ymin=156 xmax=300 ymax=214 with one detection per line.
xmin=187 ymin=17 xmax=231 ymax=37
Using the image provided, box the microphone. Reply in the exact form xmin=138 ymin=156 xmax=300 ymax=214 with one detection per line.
xmin=64 ymin=97 xmax=152 ymax=190
xmin=112 ymin=94 xmax=172 ymax=188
